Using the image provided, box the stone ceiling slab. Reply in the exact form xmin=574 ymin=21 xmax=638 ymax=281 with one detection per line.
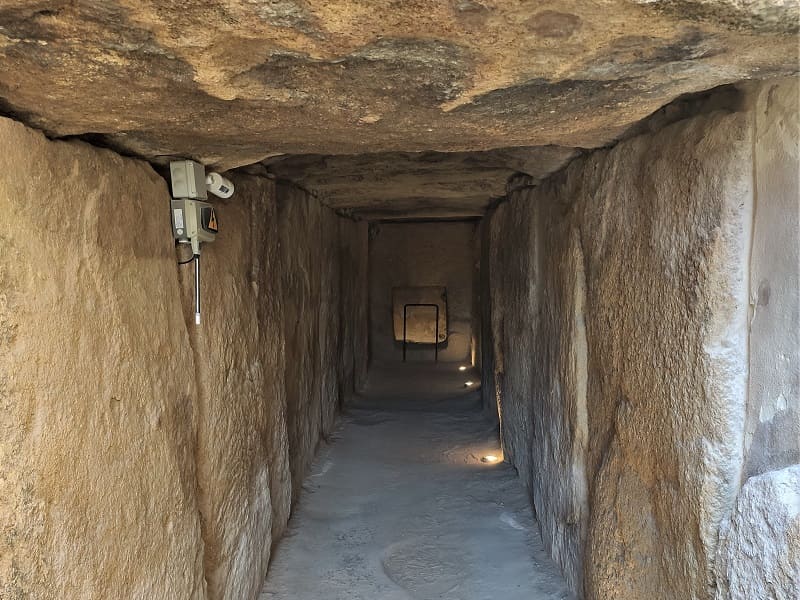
xmin=0 ymin=0 xmax=796 ymax=171
xmin=260 ymin=146 xmax=578 ymax=217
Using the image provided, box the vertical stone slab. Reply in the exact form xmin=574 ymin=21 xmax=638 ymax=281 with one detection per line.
xmin=488 ymin=202 xmax=508 ymax=448
xmin=319 ymin=207 xmax=342 ymax=437
xmin=487 ymin=98 xmax=765 ymax=599
xmin=277 ymin=183 xmax=347 ymax=500
xmin=491 ymin=171 xmax=592 ymax=592
xmin=179 ymin=174 xmax=290 ymax=600
xmin=490 ymin=190 xmax=538 ymax=493
xmin=353 ymin=221 xmax=370 ymax=392
xmin=249 ymin=178 xmax=293 ymax=547
xmin=338 ymin=219 xmax=369 ymax=402
xmin=0 ymin=118 xmax=206 ymax=599
xmin=478 ymin=214 xmax=498 ymax=421
xmin=534 ymin=215 xmax=590 ymax=594
xmin=714 ymin=465 xmax=800 ymax=599
xmin=713 ymin=76 xmax=800 ymax=600
xmin=471 ymin=221 xmax=482 ymax=371
xmin=278 ymin=183 xmax=321 ymax=501
xmin=0 ymin=121 xmax=373 ymax=600
xmin=579 ymin=111 xmax=753 ymax=600
xmin=743 ymin=77 xmax=800 ymax=478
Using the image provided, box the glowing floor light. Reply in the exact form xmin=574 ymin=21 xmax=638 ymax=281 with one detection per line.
xmin=464 ymin=381 xmax=475 ymax=387
xmin=459 ymin=365 xmax=468 ymax=371
xmin=481 ymin=455 xmax=500 ymax=463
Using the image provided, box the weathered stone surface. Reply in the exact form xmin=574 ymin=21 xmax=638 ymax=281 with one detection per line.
xmin=177 ymin=172 xmax=364 ymax=600
xmin=578 ymin=111 xmax=753 ymax=600
xmin=714 ymin=465 xmax=800 ymax=599
xmin=262 ymin=146 xmax=577 ymax=218
xmin=489 ymin=191 xmax=591 ymax=593
xmin=176 ymin=173 xmax=291 ymax=600
xmin=478 ymin=217 xmax=497 ymax=421
xmin=0 ymin=116 xmax=366 ymax=599
xmin=0 ymin=117 xmax=206 ymax=598
xmin=0 ymin=0 xmax=796 ymax=175
xmin=484 ymin=78 xmax=799 ymax=599
xmin=278 ymin=182 xmax=356 ymax=499
xmin=743 ymin=78 xmax=800 ymax=478
xmin=337 ymin=218 xmax=369 ymax=400
xmin=369 ymin=221 xmax=478 ymax=364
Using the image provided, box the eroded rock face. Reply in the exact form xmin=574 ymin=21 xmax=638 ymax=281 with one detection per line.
xmin=0 ymin=117 xmax=206 ymax=599
xmin=177 ymin=173 xmax=290 ymax=600
xmin=743 ymin=79 xmax=800 ymax=478
xmin=714 ymin=465 xmax=800 ymax=599
xmin=338 ymin=218 xmax=369 ymax=399
xmin=261 ymin=146 xmax=577 ymax=218
xmin=0 ymin=116 xmax=367 ymax=599
xmin=278 ymin=182 xmax=344 ymax=500
xmin=484 ymin=78 xmax=799 ymax=599
xmin=0 ymin=0 xmax=796 ymax=173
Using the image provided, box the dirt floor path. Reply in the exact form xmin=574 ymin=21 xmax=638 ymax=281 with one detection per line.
xmin=259 ymin=371 xmax=574 ymax=600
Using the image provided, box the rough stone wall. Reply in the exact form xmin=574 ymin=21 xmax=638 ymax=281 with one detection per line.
xmin=714 ymin=78 xmax=800 ymax=600
xmin=0 ymin=118 xmax=364 ymax=599
xmin=489 ymin=196 xmax=539 ymax=495
xmin=369 ymin=220 xmax=478 ymax=364
xmin=338 ymin=218 xmax=370 ymax=400
xmin=478 ymin=216 xmax=497 ymax=421
xmin=0 ymin=117 xmax=206 ymax=599
xmin=742 ymin=80 xmax=800 ymax=479
xmin=177 ymin=174 xmax=291 ymax=600
xmin=485 ymin=77 xmax=799 ymax=599
xmin=714 ymin=464 xmax=800 ymax=599
xmin=470 ymin=222 xmax=482 ymax=370
xmin=277 ymin=183 xmax=363 ymax=499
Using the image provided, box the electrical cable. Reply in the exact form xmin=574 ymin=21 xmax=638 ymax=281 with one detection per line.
xmin=176 ymin=243 xmax=196 ymax=264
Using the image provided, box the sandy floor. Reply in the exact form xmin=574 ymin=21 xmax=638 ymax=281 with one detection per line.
xmin=259 ymin=365 xmax=574 ymax=600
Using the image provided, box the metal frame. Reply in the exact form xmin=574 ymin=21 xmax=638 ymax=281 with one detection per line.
xmin=402 ymin=303 xmax=440 ymax=363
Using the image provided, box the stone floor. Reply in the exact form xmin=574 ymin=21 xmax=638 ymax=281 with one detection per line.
xmin=259 ymin=364 xmax=574 ymax=600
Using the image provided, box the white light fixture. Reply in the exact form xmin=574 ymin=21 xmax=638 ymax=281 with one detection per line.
xmin=206 ymin=172 xmax=234 ymax=198
xmin=459 ymin=365 xmax=468 ymax=371
xmin=464 ymin=381 xmax=474 ymax=387
xmin=481 ymin=455 xmax=499 ymax=463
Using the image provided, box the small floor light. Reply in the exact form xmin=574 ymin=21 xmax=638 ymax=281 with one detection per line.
xmin=464 ymin=381 xmax=474 ymax=387
xmin=481 ymin=455 xmax=499 ymax=463
xmin=459 ymin=365 xmax=468 ymax=371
